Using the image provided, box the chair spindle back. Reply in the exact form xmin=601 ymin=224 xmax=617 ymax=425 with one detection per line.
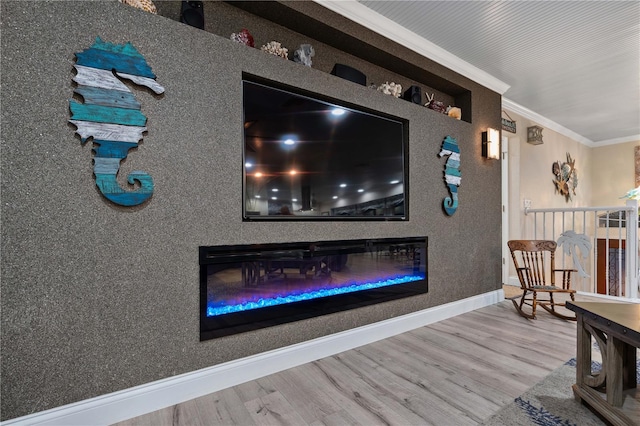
xmin=508 ymin=240 xmax=557 ymax=289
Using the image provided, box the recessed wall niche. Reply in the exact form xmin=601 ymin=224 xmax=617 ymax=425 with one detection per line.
xmin=156 ymin=1 xmax=473 ymax=123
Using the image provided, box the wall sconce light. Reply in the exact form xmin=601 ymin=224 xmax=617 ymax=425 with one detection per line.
xmin=482 ymin=128 xmax=500 ymax=160
xmin=527 ymin=125 xmax=544 ymax=145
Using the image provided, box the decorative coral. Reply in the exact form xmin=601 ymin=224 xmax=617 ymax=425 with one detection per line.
xmin=230 ymin=29 xmax=255 ymax=47
xmin=377 ymin=82 xmax=402 ymax=98
xmin=118 ymin=0 xmax=157 ymax=14
xmin=260 ymin=41 xmax=288 ymax=59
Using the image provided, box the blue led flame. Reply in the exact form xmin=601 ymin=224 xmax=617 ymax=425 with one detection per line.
xmin=207 ymin=274 xmax=424 ymax=317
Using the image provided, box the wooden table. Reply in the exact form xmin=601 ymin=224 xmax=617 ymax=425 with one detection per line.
xmin=566 ymin=301 xmax=640 ymax=425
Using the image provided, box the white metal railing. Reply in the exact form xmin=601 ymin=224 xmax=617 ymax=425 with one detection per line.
xmin=522 ymin=200 xmax=639 ymax=301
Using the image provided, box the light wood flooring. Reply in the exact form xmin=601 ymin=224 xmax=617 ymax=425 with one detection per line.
xmin=115 ymin=289 xmax=605 ymax=426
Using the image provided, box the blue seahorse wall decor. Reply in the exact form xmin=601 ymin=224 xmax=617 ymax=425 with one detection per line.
xmin=438 ymin=135 xmax=461 ymax=216
xmin=69 ymin=37 xmax=164 ymax=206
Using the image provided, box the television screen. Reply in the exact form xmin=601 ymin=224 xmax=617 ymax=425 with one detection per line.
xmin=242 ymin=76 xmax=408 ymax=220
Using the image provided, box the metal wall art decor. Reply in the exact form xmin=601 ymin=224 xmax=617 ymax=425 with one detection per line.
xmin=69 ymin=37 xmax=165 ymax=206
xmin=527 ymin=125 xmax=544 ymax=145
xmin=438 ymin=135 xmax=461 ymax=215
xmin=552 ymin=152 xmax=578 ymax=202
xmin=557 ymin=230 xmax=592 ymax=278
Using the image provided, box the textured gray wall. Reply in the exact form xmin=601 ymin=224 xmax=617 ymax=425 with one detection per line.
xmin=0 ymin=1 xmax=501 ymax=420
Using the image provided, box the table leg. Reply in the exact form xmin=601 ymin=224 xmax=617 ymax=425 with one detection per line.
xmin=606 ymin=336 xmax=625 ymax=407
xmin=575 ymin=314 xmax=592 ymax=390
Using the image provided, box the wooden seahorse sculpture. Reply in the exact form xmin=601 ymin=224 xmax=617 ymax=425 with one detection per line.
xmin=69 ymin=37 xmax=164 ymax=206
xmin=438 ymin=135 xmax=461 ymax=216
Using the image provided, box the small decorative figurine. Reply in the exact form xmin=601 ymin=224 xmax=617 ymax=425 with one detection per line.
xmin=293 ymin=44 xmax=315 ymax=67
xmin=446 ymin=106 xmax=462 ymax=120
xmin=425 ymin=93 xmax=447 ymax=113
xmin=230 ymin=29 xmax=254 ymax=47
xmin=377 ymin=82 xmax=402 ymax=98
xmin=260 ymin=41 xmax=288 ymax=59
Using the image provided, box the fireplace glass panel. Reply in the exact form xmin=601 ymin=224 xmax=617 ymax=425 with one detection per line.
xmin=200 ymin=237 xmax=427 ymax=339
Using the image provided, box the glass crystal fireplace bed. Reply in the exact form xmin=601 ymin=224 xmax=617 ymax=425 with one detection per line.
xmin=200 ymin=237 xmax=427 ymax=340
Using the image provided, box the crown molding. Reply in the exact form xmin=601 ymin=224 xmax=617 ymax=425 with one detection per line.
xmin=313 ymin=0 xmax=510 ymax=95
xmin=503 ymin=98 xmax=639 ymax=147
xmin=593 ymin=134 xmax=640 ymax=147
xmin=502 ymin=97 xmax=595 ymax=147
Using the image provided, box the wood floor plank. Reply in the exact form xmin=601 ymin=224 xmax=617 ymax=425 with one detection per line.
xmin=360 ymin=338 xmax=456 ymax=382
xmin=245 ymin=391 xmax=309 ymax=425
xmin=308 ymin=409 xmax=361 ymax=426
xmin=354 ymin=341 xmax=504 ymax=421
xmin=336 ymin=349 xmax=479 ymax=425
xmin=170 ymin=399 xmax=207 ymax=426
xmin=293 ymin=360 xmax=392 ymax=425
xmin=193 ymin=387 xmax=257 ymax=425
xmin=265 ymin=366 xmax=345 ymax=423
xmin=114 ymin=296 xmax=609 ymax=426
xmin=388 ymin=331 xmax=535 ymax=396
xmin=443 ymin=371 xmax=512 ymax=408
xmin=234 ymin=377 xmax=277 ymax=403
xmin=409 ymin=321 xmax=566 ymax=380
xmin=430 ymin=318 xmax=574 ymax=368
xmin=312 ymin=355 xmax=426 ymax=425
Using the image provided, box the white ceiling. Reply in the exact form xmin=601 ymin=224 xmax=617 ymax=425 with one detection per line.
xmin=316 ymin=1 xmax=640 ymax=146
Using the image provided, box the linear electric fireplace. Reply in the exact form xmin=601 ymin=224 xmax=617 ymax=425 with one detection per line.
xmin=200 ymin=237 xmax=427 ymax=340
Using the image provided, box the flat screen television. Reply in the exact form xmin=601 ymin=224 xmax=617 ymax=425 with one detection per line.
xmin=242 ymin=75 xmax=409 ymax=221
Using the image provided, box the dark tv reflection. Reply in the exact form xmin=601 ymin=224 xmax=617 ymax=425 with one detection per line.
xmin=242 ymin=76 xmax=408 ymax=220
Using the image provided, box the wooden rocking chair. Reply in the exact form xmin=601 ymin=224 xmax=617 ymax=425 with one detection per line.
xmin=507 ymin=240 xmax=577 ymax=320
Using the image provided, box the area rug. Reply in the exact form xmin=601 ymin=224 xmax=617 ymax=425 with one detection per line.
xmin=482 ymin=358 xmax=640 ymax=426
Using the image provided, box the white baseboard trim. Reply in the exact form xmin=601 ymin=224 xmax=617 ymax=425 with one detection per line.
xmin=2 ymin=290 xmax=503 ymax=426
